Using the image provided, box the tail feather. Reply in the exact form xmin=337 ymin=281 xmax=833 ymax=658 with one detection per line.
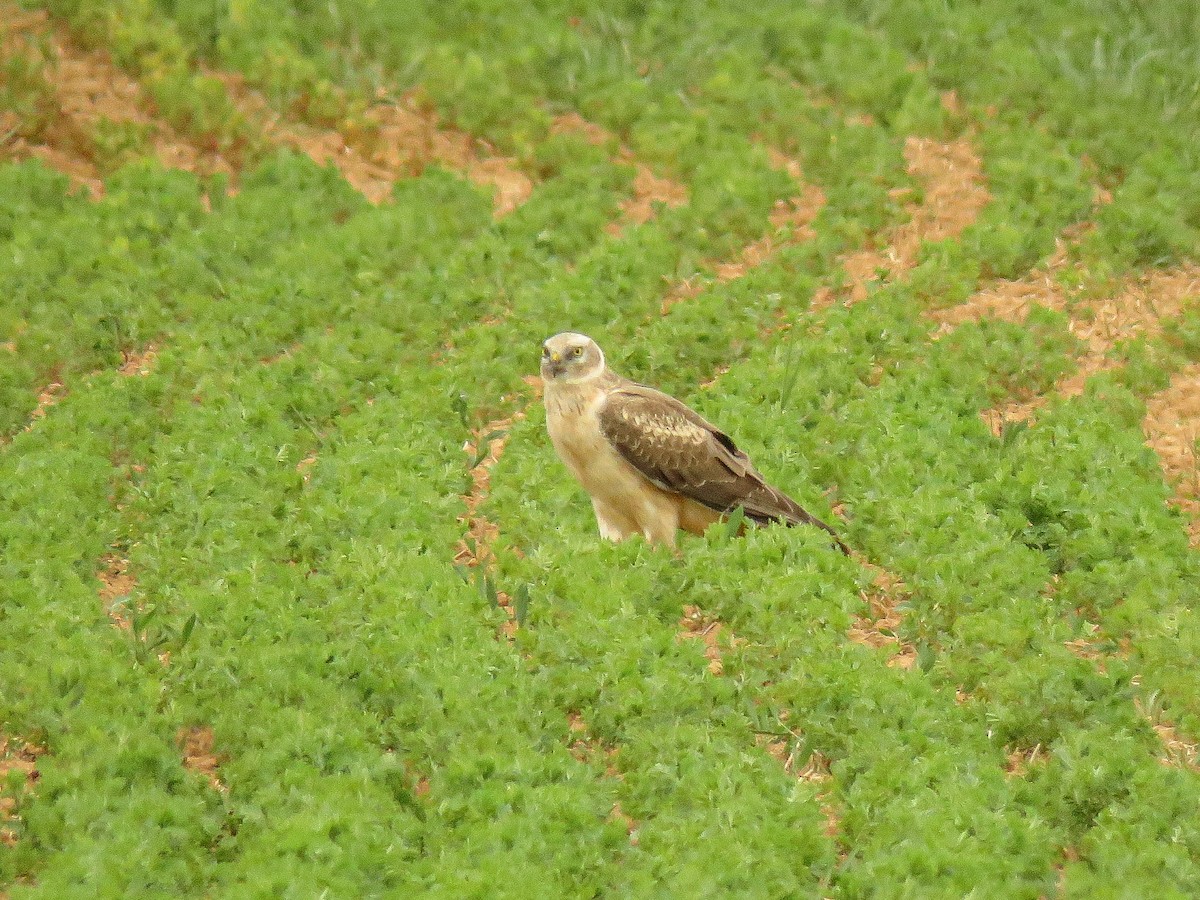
xmin=743 ymin=484 xmax=850 ymax=555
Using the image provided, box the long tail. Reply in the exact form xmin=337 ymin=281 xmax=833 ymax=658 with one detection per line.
xmin=743 ymin=484 xmax=851 ymax=555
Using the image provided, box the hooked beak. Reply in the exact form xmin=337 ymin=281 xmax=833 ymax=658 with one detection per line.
xmin=542 ymin=349 xmax=564 ymax=378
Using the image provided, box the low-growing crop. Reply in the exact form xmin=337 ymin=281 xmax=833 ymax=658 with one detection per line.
xmin=3 ymin=0 xmax=1199 ymax=895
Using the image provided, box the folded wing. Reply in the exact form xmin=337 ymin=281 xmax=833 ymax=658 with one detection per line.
xmin=597 ymin=384 xmax=848 ymax=552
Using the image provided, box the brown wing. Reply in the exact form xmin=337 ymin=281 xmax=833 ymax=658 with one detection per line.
xmin=597 ymin=384 xmax=848 ymax=552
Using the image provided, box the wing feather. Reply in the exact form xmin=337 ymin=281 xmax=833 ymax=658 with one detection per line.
xmin=597 ymin=384 xmax=848 ymax=552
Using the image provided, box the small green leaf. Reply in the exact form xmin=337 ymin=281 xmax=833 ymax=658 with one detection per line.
xmin=917 ymin=640 xmax=936 ymax=673
xmin=513 ymin=584 xmax=531 ymax=628
xmin=723 ymin=505 xmax=746 ymax=541
xmin=452 ymin=392 xmax=470 ymax=429
xmin=178 ymin=613 xmax=198 ymax=650
xmin=475 ymin=570 xmax=499 ymax=608
xmin=471 ymin=429 xmax=507 ymax=468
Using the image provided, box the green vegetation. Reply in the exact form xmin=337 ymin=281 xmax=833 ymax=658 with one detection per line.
xmin=3 ymin=0 xmax=1199 ymax=896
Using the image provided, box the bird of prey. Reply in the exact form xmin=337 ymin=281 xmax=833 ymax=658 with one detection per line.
xmin=540 ymin=332 xmax=849 ymax=553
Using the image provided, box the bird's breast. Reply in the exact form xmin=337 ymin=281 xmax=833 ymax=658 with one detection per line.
xmin=545 ymin=387 xmax=604 ymax=472
xmin=545 ymin=386 xmax=642 ymax=499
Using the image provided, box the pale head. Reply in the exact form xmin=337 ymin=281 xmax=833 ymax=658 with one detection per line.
xmin=541 ymin=332 xmax=605 ymax=383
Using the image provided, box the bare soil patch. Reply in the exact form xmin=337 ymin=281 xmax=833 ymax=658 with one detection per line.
xmin=1142 ymin=361 xmax=1200 ymax=545
xmin=117 ymin=343 xmax=159 ymax=377
xmin=549 ymin=112 xmax=614 ymax=148
xmin=608 ymin=801 xmax=638 ymax=842
xmin=563 ymin=696 xmax=637 ymax=841
xmin=813 ymin=135 xmax=990 ymax=310
xmin=1132 ymin=697 xmax=1200 ymax=772
xmin=364 ymin=96 xmax=531 ymax=214
xmin=49 ymin=37 xmax=230 ymax=179
xmin=1 ymin=5 xmax=233 ymax=194
xmin=1062 ymin=621 xmax=1113 ymax=669
xmin=1144 ymin=713 xmax=1200 ymax=772
xmin=565 ymin=713 xmax=621 ymax=778
xmin=551 ymin=113 xmax=688 ymax=235
xmin=1 ymin=5 xmax=100 ymax=195
xmin=943 ymin=264 xmax=1200 ymax=434
xmin=19 ymin=378 xmax=65 ymax=435
xmin=928 ymin=194 xmax=1109 ymax=333
xmin=96 ymin=551 xmax=135 ymax=631
xmin=714 ymin=186 xmax=826 ymax=283
xmin=698 ymin=364 xmax=731 ymax=390
xmin=897 ymin=136 xmax=992 ymax=249
xmin=295 ymin=450 xmax=318 ymax=484
xmin=0 ymin=735 xmax=43 ymax=847
xmin=176 ymin=725 xmax=227 ymax=792
xmin=936 ymin=263 xmax=1199 ymax=345
xmin=660 ymin=154 xmax=825 ymax=315
xmin=677 ymin=604 xmax=729 ymax=676
xmin=847 ymin=564 xmax=917 ymax=669
xmin=757 ymin=729 xmax=841 ymax=840
xmin=1003 ymin=743 xmax=1049 ymax=777
xmin=218 ymin=74 xmax=530 ymax=213
xmin=610 ymin=164 xmax=688 ymax=235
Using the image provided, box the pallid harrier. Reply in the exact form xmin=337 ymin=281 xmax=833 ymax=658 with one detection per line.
xmin=541 ymin=332 xmax=849 ymax=553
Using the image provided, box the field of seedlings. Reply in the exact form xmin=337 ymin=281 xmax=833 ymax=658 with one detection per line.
xmin=2 ymin=0 xmax=1200 ymax=895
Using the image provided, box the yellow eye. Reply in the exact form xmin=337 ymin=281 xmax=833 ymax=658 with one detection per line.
xmin=572 ymin=346 xmax=584 ymax=357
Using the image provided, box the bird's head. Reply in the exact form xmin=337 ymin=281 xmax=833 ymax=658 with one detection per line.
xmin=541 ymin=332 xmax=605 ymax=383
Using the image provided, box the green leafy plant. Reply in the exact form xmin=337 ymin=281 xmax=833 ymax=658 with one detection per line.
xmin=4 ymin=0 xmax=1200 ymax=894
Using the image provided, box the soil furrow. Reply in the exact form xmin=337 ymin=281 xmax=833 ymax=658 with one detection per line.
xmin=455 ymin=412 xmax=523 ymax=573
xmin=677 ymin=604 xmax=735 ymax=676
xmin=940 ymin=264 xmax=1200 ymax=434
xmin=660 ymin=152 xmax=825 ymax=315
xmin=1137 ymin=701 xmax=1200 ymax=772
xmin=0 ymin=735 xmax=43 ymax=860
xmin=454 ymin=387 xmax=536 ymax=640
xmin=846 ymin=563 xmax=917 ymax=670
xmin=96 ymin=551 xmax=136 ymax=632
xmin=176 ymin=726 xmax=228 ymax=793
xmin=216 ymin=72 xmax=531 ymax=213
xmin=565 ymin=713 xmax=639 ymax=843
xmin=1142 ymin=361 xmax=1200 ymax=546
xmin=679 ymin=606 xmax=848 ymax=853
xmin=15 ymin=340 xmax=157 ymax=440
xmin=1064 ymin=639 xmax=1199 ymax=772
xmin=813 ymin=135 xmax=990 ymax=310
xmin=1 ymin=4 xmax=529 ymax=211
xmin=550 ymin=113 xmax=688 ymax=235
xmin=0 ymin=4 xmax=233 ymax=194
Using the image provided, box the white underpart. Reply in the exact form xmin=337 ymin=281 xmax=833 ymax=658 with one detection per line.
xmin=544 ymin=374 xmax=680 ymax=545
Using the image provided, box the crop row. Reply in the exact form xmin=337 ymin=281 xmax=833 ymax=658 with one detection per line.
xmin=31 ymin=0 xmax=1193 ymax=267
xmin=5 ymin=99 xmax=1197 ymax=900
xmin=484 ymin=172 xmax=1200 ymax=897
xmin=3 ymin=0 xmax=1199 ymax=895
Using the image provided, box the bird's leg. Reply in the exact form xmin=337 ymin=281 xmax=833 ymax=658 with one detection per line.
xmin=637 ymin=496 xmax=680 ymax=548
xmin=597 ymin=520 xmax=625 ymax=542
xmin=592 ymin=498 xmax=637 ymax=542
